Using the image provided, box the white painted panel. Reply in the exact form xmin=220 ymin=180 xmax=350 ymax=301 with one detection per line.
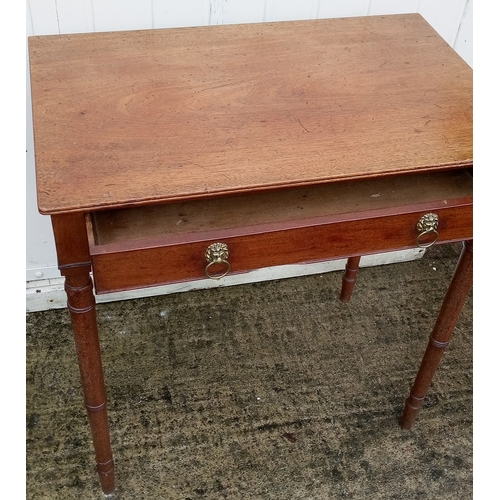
xmin=92 ymin=0 xmax=153 ymax=32
xmin=55 ymin=0 xmax=94 ymax=34
xmin=26 ymin=2 xmax=60 ymax=280
xmin=27 ymin=0 xmax=34 ymax=36
xmin=209 ymin=0 xmax=266 ymax=25
xmin=418 ymin=0 xmax=467 ymax=45
xmin=368 ymin=0 xmax=419 ymax=15
xmin=28 ymin=0 xmax=59 ymax=35
xmin=26 ymin=55 xmax=59 ymax=281
xmin=152 ymin=0 xmax=210 ymax=28
xmin=317 ymin=0 xmax=370 ymax=19
xmin=264 ymin=0 xmax=320 ymax=22
xmin=454 ymin=0 xmax=472 ymax=67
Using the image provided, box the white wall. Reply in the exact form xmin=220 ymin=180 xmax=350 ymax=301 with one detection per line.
xmin=26 ymin=0 xmax=473 ymax=308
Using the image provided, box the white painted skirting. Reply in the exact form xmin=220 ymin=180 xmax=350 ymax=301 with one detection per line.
xmin=26 ymin=249 xmax=424 ymax=313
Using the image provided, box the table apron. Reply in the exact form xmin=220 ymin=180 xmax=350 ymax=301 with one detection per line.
xmin=90 ymin=205 xmax=472 ymax=294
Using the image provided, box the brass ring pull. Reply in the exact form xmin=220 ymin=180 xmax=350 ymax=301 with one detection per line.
xmin=416 ymin=213 xmax=439 ymax=248
xmin=205 ymin=243 xmax=231 ymax=280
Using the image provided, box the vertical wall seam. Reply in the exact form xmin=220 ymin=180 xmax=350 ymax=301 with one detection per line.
xmin=453 ymin=0 xmax=470 ymax=50
xmin=90 ymin=0 xmax=95 ymax=32
xmin=27 ymin=0 xmax=35 ymax=35
xmin=54 ymin=0 xmax=60 ymax=34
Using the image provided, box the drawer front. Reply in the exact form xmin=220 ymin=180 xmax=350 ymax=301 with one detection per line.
xmin=91 ymin=205 xmax=472 ymax=294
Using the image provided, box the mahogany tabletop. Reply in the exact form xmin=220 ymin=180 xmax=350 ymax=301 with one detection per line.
xmin=28 ymin=14 xmax=472 ymax=215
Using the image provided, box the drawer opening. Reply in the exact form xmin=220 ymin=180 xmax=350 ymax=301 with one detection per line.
xmin=89 ymin=169 xmax=472 ymax=250
xmin=86 ymin=169 xmax=472 ymax=294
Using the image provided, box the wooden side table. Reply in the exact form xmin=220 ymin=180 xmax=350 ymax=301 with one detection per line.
xmin=28 ymin=14 xmax=472 ymax=495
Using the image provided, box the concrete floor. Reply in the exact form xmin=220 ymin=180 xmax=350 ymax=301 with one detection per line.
xmin=26 ymin=243 xmax=472 ymax=499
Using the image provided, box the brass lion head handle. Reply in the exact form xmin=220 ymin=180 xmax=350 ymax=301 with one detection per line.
xmin=205 ymin=242 xmax=231 ymax=280
xmin=416 ymin=213 xmax=439 ymax=248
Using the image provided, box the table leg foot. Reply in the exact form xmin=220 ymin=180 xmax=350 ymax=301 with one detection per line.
xmin=400 ymin=240 xmax=473 ymax=430
xmin=340 ymin=256 xmax=361 ymax=303
xmin=65 ymin=268 xmax=115 ymax=494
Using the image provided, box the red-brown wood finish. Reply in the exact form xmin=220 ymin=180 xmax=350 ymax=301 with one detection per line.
xmin=28 ymin=15 xmax=472 ymax=215
xmin=51 ymin=214 xmax=115 ymax=494
xmin=89 ymin=170 xmax=473 ymax=246
xmin=89 ymin=203 xmax=472 ymax=294
xmin=86 ymin=171 xmax=472 ymax=294
xmin=400 ymin=240 xmax=473 ymax=429
xmin=340 ymin=256 xmax=362 ymax=303
xmin=28 ymin=15 xmax=473 ymax=494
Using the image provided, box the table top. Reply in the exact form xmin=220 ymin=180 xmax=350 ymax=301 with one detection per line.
xmin=28 ymin=14 xmax=472 ymax=215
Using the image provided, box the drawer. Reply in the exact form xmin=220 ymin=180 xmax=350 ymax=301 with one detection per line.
xmin=87 ymin=170 xmax=472 ymax=294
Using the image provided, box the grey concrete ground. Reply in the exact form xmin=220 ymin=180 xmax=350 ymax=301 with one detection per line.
xmin=26 ymin=243 xmax=472 ymax=499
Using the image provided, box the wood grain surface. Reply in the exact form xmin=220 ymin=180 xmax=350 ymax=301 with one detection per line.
xmin=90 ymin=170 xmax=472 ymax=246
xmin=87 ymin=170 xmax=472 ymax=294
xmin=28 ymin=14 xmax=472 ymax=214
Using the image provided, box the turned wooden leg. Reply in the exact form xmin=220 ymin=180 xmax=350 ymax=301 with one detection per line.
xmin=65 ymin=267 xmax=115 ymax=494
xmin=340 ymin=256 xmax=361 ymax=303
xmin=51 ymin=213 xmax=115 ymax=494
xmin=400 ymin=240 xmax=473 ymax=430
